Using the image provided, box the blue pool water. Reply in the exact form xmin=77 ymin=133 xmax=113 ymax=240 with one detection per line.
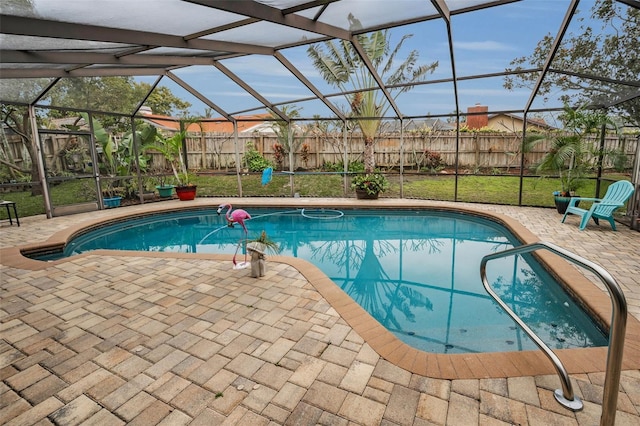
xmin=40 ymin=208 xmax=607 ymax=354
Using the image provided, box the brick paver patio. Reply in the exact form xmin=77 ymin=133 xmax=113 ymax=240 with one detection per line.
xmin=1 ymin=198 xmax=639 ymax=425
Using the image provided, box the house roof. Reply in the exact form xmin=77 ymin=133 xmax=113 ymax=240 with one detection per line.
xmin=488 ymin=113 xmax=556 ymax=130
xmin=383 ymin=118 xmax=456 ymax=133
xmin=142 ymin=113 xmax=272 ymax=133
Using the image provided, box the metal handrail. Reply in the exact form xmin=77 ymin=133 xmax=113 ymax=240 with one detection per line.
xmin=480 ymin=241 xmax=627 ymax=426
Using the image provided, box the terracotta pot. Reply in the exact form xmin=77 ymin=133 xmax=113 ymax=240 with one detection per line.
xmin=355 ymin=189 xmax=379 ymax=200
xmin=175 ymin=185 xmax=197 ymax=201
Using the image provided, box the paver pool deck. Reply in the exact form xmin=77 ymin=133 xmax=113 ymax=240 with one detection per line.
xmin=1 ymin=198 xmax=639 ymax=425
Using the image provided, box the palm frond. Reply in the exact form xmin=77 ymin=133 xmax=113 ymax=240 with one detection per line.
xmin=382 ymin=33 xmax=411 ymax=76
xmin=363 ymin=30 xmax=388 ymax=66
xmin=309 ymin=29 xmax=438 ymax=172
xmin=307 ymin=44 xmax=349 ymax=86
xmin=337 ymin=39 xmax=358 ymax=71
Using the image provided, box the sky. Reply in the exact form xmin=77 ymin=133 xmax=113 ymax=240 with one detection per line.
xmin=135 ymin=0 xmax=597 ymax=121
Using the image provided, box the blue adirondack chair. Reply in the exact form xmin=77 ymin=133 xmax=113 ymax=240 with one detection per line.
xmin=561 ymin=180 xmax=635 ymax=231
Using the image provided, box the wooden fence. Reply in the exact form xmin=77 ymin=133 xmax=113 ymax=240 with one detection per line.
xmin=1 ymin=131 xmax=637 ymax=177
xmin=180 ymin=132 xmax=637 ymax=173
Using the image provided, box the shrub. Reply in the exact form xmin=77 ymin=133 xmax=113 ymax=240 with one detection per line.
xmin=243 ymin=142 xmax=273 ymax=172
xmin=300 ymin=143 xmax=310 ymax=168
xmin=351 ymin=173 xmax=389 ymax=195
xmin=422 ymin=150 xmax=444 ymax=172
xmin=273 ymin=143 xmax=285 ymax=170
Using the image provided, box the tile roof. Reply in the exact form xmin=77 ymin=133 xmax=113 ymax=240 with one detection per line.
xmin=142 ymin=113 xmax=272 ymax=134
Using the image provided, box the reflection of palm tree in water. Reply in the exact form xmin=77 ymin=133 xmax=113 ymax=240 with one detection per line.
xmin=347 ymin=239 xmax=433 ymax=328
xmin=303 ymin=215 xmax=438 ymax=327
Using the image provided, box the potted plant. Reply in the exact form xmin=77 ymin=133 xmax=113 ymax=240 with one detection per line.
xmin=84 ymin=113 xmax=157 ymax=206
xmin=102 ymin=184 xmax=122 ymax=208
xmin=525 ymin=105 xmax=610 ymax=214
xmin=150 ymin=164 xmax=174 ymax=198
xmin=175 ymin=173 xmax=197 ymax=201
xmin=246 ymin=230 xmax=280 ymax=255
xmin=97 ymin=167 xmax=124 ymax=207
xmin=351 ymin=172 xmax=389 ymax=199
xmin=93 ymin=122 xmax=124 ymax=208
xmin=155 ymin=178 xmax=174 ymax=198
xmin=152 ymin=127 xmax=197 ymax=201
xmin=245 ymin=231 xmax=280 ymax=278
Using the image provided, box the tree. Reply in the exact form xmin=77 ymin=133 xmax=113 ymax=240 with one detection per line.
xmin=504 ymin=0 xmax=639 ymax=127
xmin=269 ymin=105 xmax=302 ymax=153
xmin=308 ymin=30 xmax=438 ymax=173
xmin=137 ymin=84 xmax=191 ymax=117
xmin=268 ymin=105 xmax=310 ymax=170
xmin=525 ymin=104 xmax=614 ymax=195
xmin=1 ymin=105 xmax=40 ymax=192
xmin=48 ymin=77 xmax=191 ymax=126
xmin=151 ymin=119 xmax=198 ymax=186
xmin=1 ymin=76 xmax=191 ymax=193
xmin=311 ymin=108 xmax=358 ymax=152
xmin=0 ymin=79 xmax=52 ymax=189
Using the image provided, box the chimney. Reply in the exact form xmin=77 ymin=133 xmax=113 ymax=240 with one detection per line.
xmin=467 ymin=104 xmax=488 ymax=129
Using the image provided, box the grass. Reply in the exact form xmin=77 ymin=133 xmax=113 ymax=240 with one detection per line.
xmin=400 ymin=175 xmax=597 ymax=206
xmin=1 ymin=171 xmax=630 ymax=220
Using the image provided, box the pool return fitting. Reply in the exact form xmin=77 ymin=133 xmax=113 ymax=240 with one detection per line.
xmin=480 ymin=241 xmax=627 ymax=426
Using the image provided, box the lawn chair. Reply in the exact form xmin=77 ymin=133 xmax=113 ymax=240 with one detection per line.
xmin=562 ymin=180 xmax=635 ymax=231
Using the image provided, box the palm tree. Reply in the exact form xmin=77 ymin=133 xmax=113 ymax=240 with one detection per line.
xmin=307 ymin=30 xmax=438 ymax=173
xmin=269 ymin=105 xmax=309 ymax=170
xmin=153 ymin=129 xmax=189 ymax=185
xmin=152 ymin=118 xmax=198 ymax=186
xmin=525 ymin=104 xmax=614 ymax=195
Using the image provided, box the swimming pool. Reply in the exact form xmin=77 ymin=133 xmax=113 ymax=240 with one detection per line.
xmin=37 ymin=207 xmax=607 ymax=354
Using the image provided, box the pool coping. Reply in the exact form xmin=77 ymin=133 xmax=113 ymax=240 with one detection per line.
xmin=2 ymin=198 xmax=639 ymax=379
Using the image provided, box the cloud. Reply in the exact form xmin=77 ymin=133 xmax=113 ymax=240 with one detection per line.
xmin=221 ymin=56 xmax=294 ymax=78
xmin=454 ymin=41 xmax=516 ymax=51
xmin=205 ymin=88 xmax=308 ymax=101
xmin=411 ymin=86 xmax=528 ymax=97
xmin=457 ymin=88 xmax=530 ymax=97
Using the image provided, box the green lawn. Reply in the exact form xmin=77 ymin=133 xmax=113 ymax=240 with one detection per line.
xmin=401 ymin=175 xmax=601 ymax=206
xmin=1 ymin=172 xmax=630 ymax=220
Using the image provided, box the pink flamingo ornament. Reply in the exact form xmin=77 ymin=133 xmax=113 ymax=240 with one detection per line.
xmin=217 ymin=204 xmax=252 ymax=267
xmin=217 ymin=203 xmax=251 ymax=233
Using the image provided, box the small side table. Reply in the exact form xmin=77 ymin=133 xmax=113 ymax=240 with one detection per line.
xmin=0 ymin=200 xmax=20 ymax=226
